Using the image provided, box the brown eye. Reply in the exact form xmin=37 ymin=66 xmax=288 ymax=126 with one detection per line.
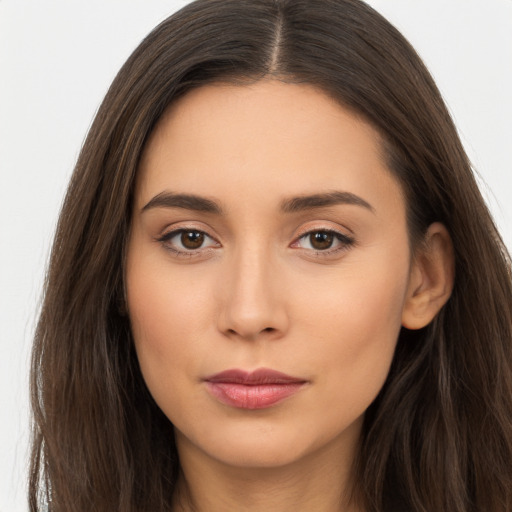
xmin=181 ymin=231 xmax=205 ymax=249
xmin=159 ymin=228 xmax=219 ymax=254
xmin=309 ymin=231 xmax=334 ymax=250
xmin=293 ymin=229 xmax=355 ymax=255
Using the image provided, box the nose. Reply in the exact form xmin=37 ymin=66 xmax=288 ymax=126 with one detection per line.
xmin=216 ymin=246 xmax=289 ymax=341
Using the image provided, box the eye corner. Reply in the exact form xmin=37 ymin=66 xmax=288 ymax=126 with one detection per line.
xmin=291 ymin=228 xmax=356 ymax=258
xmin=156 ymin=226 xmax=221 ymax=259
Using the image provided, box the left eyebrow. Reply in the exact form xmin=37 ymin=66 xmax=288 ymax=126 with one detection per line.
xmin=280 ymin=191 xmax=375 ymax=214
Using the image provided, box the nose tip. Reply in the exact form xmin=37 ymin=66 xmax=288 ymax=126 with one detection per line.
xmin=216 ymin=254 xmax=288 ymax=341
xmin=220 ymin=294 xmax=287 ymax=341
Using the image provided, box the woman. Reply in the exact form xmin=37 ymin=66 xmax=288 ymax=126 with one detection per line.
xmin=29 ymin=0 xmax=512 ymax=511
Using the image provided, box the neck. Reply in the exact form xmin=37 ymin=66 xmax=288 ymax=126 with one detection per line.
xmin=171 ymin=427 xmax=364 ymax=512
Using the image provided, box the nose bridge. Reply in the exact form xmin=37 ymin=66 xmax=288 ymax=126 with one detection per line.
xmin=218 ymin=239 xmax=287 ymax=340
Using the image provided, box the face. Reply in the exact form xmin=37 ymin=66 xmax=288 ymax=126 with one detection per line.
xmin=126 ymin=80 xmax=414 ymax=470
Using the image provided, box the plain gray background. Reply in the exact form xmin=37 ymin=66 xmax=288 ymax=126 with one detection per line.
xmin=1 ymin=1 xmax=511 ymax=509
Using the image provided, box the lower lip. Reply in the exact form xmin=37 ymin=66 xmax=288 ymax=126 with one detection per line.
xmin=205 ymin=382 xmax=305 ymax=409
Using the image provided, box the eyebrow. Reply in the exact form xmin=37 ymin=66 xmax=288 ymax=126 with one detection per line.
xmin=280 ymin=191 xmax=374 ymax=214
xmin=141 ymin=192 xmax=223 ymax=215
xmin=141 ymin=190 xmax=374 ymax=215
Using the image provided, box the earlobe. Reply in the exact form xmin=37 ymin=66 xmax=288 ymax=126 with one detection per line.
xmin=401 ymin=222 xmax=455 ymax=330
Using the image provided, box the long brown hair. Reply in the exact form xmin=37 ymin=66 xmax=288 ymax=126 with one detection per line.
xmin=30 ymin=1 xmax=512 ymax=510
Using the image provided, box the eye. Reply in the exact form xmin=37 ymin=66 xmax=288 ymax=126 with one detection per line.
xmin=158 ymin=229 xmax=219 ymax=253
xmin=293 ymin=229 xmax=355 ymax=253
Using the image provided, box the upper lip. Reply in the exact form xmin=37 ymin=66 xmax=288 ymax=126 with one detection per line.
xmin=204 ymin=368 xmax=306 ymax=385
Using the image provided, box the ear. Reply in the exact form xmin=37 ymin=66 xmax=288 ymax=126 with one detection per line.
xmin=401 ymin=222 xmax=455 ymax=330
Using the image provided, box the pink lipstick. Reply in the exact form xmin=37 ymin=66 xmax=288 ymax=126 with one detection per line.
xmin=204 ymin=368 xmax=307 ymax=410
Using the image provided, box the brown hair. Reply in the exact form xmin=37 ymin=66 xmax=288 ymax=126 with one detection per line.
xmin=30 ymin=1 xmax=512 ymax=510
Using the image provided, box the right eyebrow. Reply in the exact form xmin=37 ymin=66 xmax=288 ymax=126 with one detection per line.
xmin=141 ymin=192 xmax=223 ymax=215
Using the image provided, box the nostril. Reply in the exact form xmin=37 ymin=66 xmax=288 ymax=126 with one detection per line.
xmin=226 ymin=326 xmax=277 ymax=338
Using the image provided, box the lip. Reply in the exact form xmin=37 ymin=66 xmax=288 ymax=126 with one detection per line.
xmin=204 ymin=368 xmax=307 ymax=410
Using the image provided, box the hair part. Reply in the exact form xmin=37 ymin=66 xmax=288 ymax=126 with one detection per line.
xmin=30 ymin=1 xmax=512 ymax=511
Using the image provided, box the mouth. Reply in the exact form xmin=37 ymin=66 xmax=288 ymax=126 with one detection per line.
xmin=204 ymin=368 xmax=308 ymax=410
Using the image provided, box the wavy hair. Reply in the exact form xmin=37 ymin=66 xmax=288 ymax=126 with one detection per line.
xmin=30 ymin=1 xmax=512 ymax=510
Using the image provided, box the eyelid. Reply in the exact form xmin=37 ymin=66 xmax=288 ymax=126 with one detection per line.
xmin=290 ymin=225 xmax=356 ymax=256
xmin=154 ymin=222 xmax=355 ymax=259
xmin=156 ymin=225 xmax=221 ymax=257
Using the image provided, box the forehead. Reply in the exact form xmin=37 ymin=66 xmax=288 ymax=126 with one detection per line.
xmin=136 ymin=80 xmax=404 ymax=218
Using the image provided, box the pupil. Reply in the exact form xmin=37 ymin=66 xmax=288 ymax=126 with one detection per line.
xmin=181 ymin=231 xmax=204 ymax=249
xmin=311 ymin=231 xmax=333 ymax=250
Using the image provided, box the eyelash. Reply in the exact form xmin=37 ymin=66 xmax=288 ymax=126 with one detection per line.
xmin=293 ymin=229 xmax=355 ymax=257
xmin=157 ymin=229 xmax=219 ymax=258
xmin=157 ymin=227 xmax=355 ymax=258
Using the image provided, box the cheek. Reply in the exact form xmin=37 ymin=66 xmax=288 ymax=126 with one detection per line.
xmin=293 ymin=249 xmax=410 ymax=413
xmin=125 ymin=246 xmax=215 ymax=406
xmin=129 ymin=274 xmax=205 ymax=355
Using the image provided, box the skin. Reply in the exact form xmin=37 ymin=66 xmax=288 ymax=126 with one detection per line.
xmin=126 ymin=80 xmax=454 ymax=512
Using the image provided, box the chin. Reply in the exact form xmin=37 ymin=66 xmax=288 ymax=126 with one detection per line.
xmin=175 ymin=413 xmax=362 ymax=471
xmin=216 ymin=441 xmax=310 ymax=469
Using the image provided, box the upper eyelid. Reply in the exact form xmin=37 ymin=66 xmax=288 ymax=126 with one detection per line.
xmin=291 ymin=216 xmax=354 ymax=233
xmin=297 ymin=227 xmax=347 ymax=237
xmin=294 ymin=224 xmax=354 ymax=241
xmin=158 ymin=228 xmax=219 ymax=245
xmin=293 ymin=229 xmax=355 ymax=246
xmin=158 ymin=222 xmax=219 ymax=239
xmin=160 ymin=226 xmax=211 ymax=238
